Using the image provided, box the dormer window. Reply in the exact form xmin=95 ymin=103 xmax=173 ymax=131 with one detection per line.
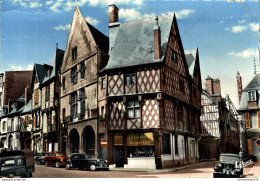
xmin=248 ymin=91 xmax=256 ymax=101
xmin=171 ymin=50 xmax=178 ymax=62
xmin=72 ymin=46 xmax=77 ymax=60
xmin=125 ymin=73 xmax=135 ymax=86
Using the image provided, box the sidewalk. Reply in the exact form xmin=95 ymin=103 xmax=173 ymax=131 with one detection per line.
xmin=109 ymin=160 xmax=216 ymax=173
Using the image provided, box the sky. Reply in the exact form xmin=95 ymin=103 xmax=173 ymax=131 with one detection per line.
xmin=0 ymin=0 xmax=259 ymax=108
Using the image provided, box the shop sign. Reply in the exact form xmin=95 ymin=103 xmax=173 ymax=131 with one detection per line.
xmin=127 ymin=132 xmax=154 ymax=146
xmin=100 ymin=139 xmax=108 ymax=148
xmin=114 ymin=133 xmax=123 ymax=146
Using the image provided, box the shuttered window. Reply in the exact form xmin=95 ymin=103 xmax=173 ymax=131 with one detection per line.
xmin=245 ymin=112 xmax=250 ymax=128
xmin=248 ymin=139 xmax=253 ymax=155
xmin=34 ymin=90 xmax=39 ymax=104
xmin=25 ymin=115 xmax=29 ymax=127
xmin=33 ymin=116 xmax=36 ymax=129
xmin=258 ymin=111 xmax=260 ymax=128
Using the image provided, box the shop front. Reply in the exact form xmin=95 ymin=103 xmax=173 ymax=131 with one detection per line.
xmin=112 ymin=132 xmax=156 ymax=169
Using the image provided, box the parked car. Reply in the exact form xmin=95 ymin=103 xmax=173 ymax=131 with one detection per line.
xmin=43 ymin=152 xmax=68 ymax=168
xmin=34 ymin=152 xmax=46 ymax=165
xmin=213 ymin=153 xmax=243 ymax=178
xmin=0 ymin=149 xmax=35 ymax=178
xmin=65 ymin=153 xmax=109 ymax=171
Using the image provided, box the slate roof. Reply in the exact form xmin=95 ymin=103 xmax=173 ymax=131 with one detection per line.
xmin=103 ymin=14 xmax=174 ymax=70
xmin=87 ymin=22 xmax=109 ymax=52
xmin=6 ymin=94 xmax=25 ymax=116
xmin=238 ymin=74 xmax=260 ymax=111
xmin=34 ymin=64 xmax=47 ymax=85
xmin=21 ymin=99 xmax=32 ymax=114
xmin=185 ymin=49 xmax=197 ymax=77
xmin=42 ymin=48 xmax=64 ymax=84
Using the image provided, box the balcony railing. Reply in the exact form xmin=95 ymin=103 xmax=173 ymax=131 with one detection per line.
xmin=47 ymin=124 xmax=56 ymax=133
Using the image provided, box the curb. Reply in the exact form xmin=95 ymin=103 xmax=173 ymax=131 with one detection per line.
xmin=109 ymin=160 xmax=216 ymax=173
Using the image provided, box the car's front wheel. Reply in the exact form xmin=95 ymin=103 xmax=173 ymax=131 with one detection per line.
xmin=66 ymin=162 xmax=71 ymax=170
xmin=56 ymin=161 xmax=60 ymax=168
xmin=89 ymin=164 xmax=96 ymax=171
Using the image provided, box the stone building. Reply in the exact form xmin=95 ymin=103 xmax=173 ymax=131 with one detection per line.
xmin=60 ymin=6 xmax=109 ymax=155
xmin=199 ymin=78 xmax=240 ymax=159
xmin=99 ymin=5 xmax=202 ymax=169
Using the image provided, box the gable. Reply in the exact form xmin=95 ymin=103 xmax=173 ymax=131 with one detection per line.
xmin=61 ymin=7 xmax=97 ymax=72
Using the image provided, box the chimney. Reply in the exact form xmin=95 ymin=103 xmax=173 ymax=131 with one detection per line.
xmin=236 ymin=71 xmax=243 ymax=103
xmin=206 ymin=76 xmax=213 ymax=95
xmin=153 ymin=16 xmax=161 ymax=60
xmin=109 ymin=4 xmax=118 ymax=24
xmin=206 ymin=76 xmax=221 ymax=102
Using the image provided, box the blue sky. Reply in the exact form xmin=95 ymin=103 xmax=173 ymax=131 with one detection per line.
xmin=0 ymin=0 xmax=259 ymax=107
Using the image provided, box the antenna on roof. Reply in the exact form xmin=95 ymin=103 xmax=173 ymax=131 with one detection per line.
xmin=254 ymin=57 xmax=256 ymax=75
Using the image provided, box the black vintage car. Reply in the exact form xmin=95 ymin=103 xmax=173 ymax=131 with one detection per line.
xmin=213 ymin=153 xmax=243 ymax=178
xmin=65 ymin=154 xmax=109 ymax=171
xmin=34 ymin=152 xmax=46 ymax=165
xmin=0 ymin=149 xmax=35 ymax=178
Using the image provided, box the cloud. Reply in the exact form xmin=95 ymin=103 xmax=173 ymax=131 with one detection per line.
xmin=10 ymin=64 xmax=34 ymax=71
xmin=49 ymin=0 xmax=62 ymax=12
xmin=228 ymin=48 xmax=258 ymax=58
xmin=225 ymin=27 xmax=230 ymax=31
xmin=119 ymin=8 xmax=143 ymax=21
xmin=54 ymin=24 xmax=71 ymax=31
xmin=174 ymin=9 xmax=195 ymax=19
xmin=231 ymin=25 xmax=247 ymax=33
xmin=249 ymin=22 xmax=259 ymax=32
xmin=238 ymin=19 xmax=246 ymax=24
xmin=19 ymin=1 xmax=42 ymax=8
xmin=85 ymin=16 xmax=99 ymax=25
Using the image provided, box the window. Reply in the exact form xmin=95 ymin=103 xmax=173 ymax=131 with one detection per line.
xmin=125 ymin=73 xmax=135 ymax=86
xmin=248 ymin=91 xmax=256 ymax=101
xmin=34 ymin=89 xmax=39 ymax=104
xmin=72 ymin=46 xmax=77 ymax=60
xmin=171 ymin=50 xmax=178 ymax=62
xmin=101 ymin=106 xmax=105 ymax=119
xmin=79 ymin=88 xmax=85 ymax=115
xmin=46 ymin=85 xmax=50 ymax=101
xmin=250 ymin=112 xmax=258 ymax=128
xmin=25 ymin=115 xmax=29 ymax=127
xmin=80 ymin=61 xmax=85 ymax=79
xmin=163 ymin=134 xmax=171 ymax=154
xmin=71 ymin=66 xmax=77 ymax=85
xmin=35 ymin=76 xmax=38 ymax=83
xmin=101 ymin=77 xmax=106 ymax=89
xmin=70 ymin=92 xmax=78 ymax=118
xmin=179 ymin=79 xmax=184 ymax=93
xmin=11 ymin=119 xmax=14 ymax=132
xmin=62 ymin=77 xmax=66 ymax=90
xmin=62 ymin=108 xmax=66 ymax=121
xmin=2 ymin=121 xmax=6 ymax=131
xmin=127 ymin=100 xmax=140 ymax=119
xmin=175 ymin=135 xmax=178 ymax=155
xmin=47 ymin=112 xmax=52 ymax=125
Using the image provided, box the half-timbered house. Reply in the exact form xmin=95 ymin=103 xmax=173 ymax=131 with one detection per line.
xmin=98 ymin=5 xmax=202 ymax=169
xmin=199 ymin=79 xmax=240 ymax=159
xmin=60 ymin=6 xmax=109 ymax=155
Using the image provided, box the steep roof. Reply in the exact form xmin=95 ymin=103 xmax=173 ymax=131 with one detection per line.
xmin=185 ymin=49 xmax=197 ymax=77
xmin=34 ymin=64 xmax=47 ymax=85
xmin=103 ymin=14 xmax=174 ymax=70
xmin=244 ymin=74 xmax=260 ymax=91
xmin=21 ymin=99 xmax=32 ymax=114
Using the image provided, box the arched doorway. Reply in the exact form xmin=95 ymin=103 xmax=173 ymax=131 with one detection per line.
xmin=8 ymin=135 xmax=13 ymax=150
xmin=82 ymin=126 xmax=95 ymax=155
xmin=69 ymin=129 xmax=79 ymax=154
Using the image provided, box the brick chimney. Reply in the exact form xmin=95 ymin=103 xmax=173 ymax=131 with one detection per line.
xmin=206 ymin=76 xmax=221 ymax=102
xmin=25 ymin=85 xmax=30 ymax=105
xmin=236 ymin=71 xmax=243 ymax=103
xmin=153 ymin=16 xmax=161 ymax=60
xmin=109 ymin=4 xmax=118 ymax=24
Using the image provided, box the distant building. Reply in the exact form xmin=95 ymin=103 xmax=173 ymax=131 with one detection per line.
xmin=99 ymin=5 xmax=202 ymax=169
xmin=199 ymin=77 xmax=240 ymax=159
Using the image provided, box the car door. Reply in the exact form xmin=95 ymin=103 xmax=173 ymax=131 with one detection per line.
xmin=78 ymin=154 xmax=86 ymax=168
xmin=71 ymin=154 xmax=79 ymax=168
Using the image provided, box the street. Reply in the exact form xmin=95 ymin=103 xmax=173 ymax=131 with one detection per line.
xmin=32 ymin=161 xmax=260 ymax=178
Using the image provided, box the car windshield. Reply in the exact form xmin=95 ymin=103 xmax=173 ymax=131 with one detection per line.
xmin=86 ymin=155 xmax=97 ymax=159
xmin=220 ymin=155 xmax=240 ymax=163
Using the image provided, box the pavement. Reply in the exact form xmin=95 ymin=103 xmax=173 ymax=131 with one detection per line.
xmin=109 ymin=160 xmax=217 ymax=173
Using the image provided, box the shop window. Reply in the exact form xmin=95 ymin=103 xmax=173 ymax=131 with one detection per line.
xmin=163 ymin=134 xmax=171 ymax=154
xmin=80 ymin=61 xmax=85 ymax=79
xmin=175 ymin=135 xmax=178 ymax=155
xmin=127 ymin=100 xmax=140 ymax=119
xmin=71 ymin=66 xmax=77 ymax=85
xmin=127 ymin=146 xmax=154 ymax=157
xmin=125 ymin=73 xmax=135 ymax=86
xmin=70 ymin=92 xmax=78 ymax=118
xmin=72 ymin=46 xmax=77 ymax=60
xmin=248 ymin=90 xmax=256 ymax=101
